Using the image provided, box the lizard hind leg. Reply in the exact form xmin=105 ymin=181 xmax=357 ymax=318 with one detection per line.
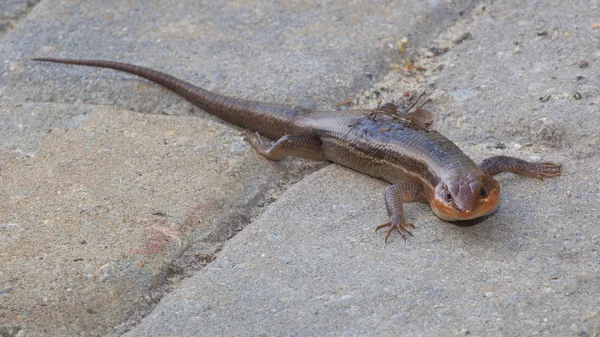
xmin=376 ymin=182 xmax=426 ymax=243
xmin=377 ymin=92 xmax=434 ymax=131
xmin=242 ymin=131 xmax=326 ymax=161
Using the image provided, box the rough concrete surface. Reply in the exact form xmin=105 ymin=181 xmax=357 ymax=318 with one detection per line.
xmin=0 ymin=0 xmax=40 ymax=36
xmin=1 ymin=0 xmax=599 ymax=336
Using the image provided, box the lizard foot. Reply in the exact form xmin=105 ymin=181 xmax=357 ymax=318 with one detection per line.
xmin=241 ymin=131 xmax=267 ymax=151
xmin=531 ymin=162 xmax=561 ymax=180
xmin=375 ymin=217 xmax=415 ymax=243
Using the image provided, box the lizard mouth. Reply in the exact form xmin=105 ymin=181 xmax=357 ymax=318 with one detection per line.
xmin=429 ymin=182 xmax=501 ymax=221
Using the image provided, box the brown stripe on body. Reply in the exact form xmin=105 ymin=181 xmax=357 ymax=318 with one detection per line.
xmin=321 ymin=135 xmax=438 ymax=190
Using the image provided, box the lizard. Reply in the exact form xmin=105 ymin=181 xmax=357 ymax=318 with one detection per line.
xmin=32 ymin=58 xmax=562 ymax=242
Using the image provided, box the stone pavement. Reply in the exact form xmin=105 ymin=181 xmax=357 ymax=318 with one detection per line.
xmin=1 ymin=1 xmax=598 ymax=336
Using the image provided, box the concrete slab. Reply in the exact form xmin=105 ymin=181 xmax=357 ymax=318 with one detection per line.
xmin=1 ymin=0 xmax=599 ymax=336
xmin=125 ymin=165 xmax=598 ymax=336
xmin=4 ymin=0 xmax=476 ymax=109
xmin=0 ymin=0 xmax=40 ymax=36
xmin=0 ymin=104 xmax=304 ymax=336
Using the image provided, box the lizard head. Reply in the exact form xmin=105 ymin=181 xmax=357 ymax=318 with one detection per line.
xmin=430 ymin=173 xmax=500 ymax=221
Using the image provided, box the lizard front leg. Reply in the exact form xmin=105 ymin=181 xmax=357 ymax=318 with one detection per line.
xmin=479 ymin=155 xmax=561 ymax=180
xmin=376 ymin=182 xmax=426 ymax=243
xmin=242 ymin=132 xmax=326 ymax=161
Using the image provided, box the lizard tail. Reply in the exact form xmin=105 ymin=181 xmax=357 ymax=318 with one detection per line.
xmin=33 ymin=58 xmax=310 ymax=140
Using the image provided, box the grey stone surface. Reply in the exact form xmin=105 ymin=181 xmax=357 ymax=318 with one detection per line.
xmin=1 ymin=0 xmax=599 ymax=336
xmin=0 ymin=104 xmax=309 ymax=336
xmin=0 ymin=0 xmax=39 ymax=35
xmin=3 ymin=0 xmax=475 ymax=110
xmin=125 ymin=165 xmax=598 ymax=336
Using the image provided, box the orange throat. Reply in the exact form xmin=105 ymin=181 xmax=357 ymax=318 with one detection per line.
xmin=429 ymin=185 xmax=501 ymax=221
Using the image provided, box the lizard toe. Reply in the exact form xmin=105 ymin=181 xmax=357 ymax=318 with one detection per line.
xmin=375 ymin=220 xmax=414 ymax=243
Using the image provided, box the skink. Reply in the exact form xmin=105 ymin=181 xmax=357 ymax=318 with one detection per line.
xmin=33 ymin=58 xmax=561 ymax=242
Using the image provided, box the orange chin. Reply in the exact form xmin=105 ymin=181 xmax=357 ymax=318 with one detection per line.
xmin=430 ymin=184 xmax=501 ymax=221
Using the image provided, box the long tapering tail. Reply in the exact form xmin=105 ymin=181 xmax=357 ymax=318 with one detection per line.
xmin=33 ymin=58 xmax=310 ymax=140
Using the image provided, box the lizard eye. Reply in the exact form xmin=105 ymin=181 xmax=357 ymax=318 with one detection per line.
xmin=480 ymin=187 xmax=487 ymax=198
xmin=445 ymin=192 xmax=452 ymax=202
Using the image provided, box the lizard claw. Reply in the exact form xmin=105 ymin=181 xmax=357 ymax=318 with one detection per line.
xmin=376 ymin=219 xmax=415 ymax=243
xmin=242 ymin=131 xmax=263 ymax=145
xmin=241 ymin=130 xmax=252 ymax=142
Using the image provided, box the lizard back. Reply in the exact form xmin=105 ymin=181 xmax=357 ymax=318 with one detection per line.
xmin=300 ymin=112 xmax=479 ymax=188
